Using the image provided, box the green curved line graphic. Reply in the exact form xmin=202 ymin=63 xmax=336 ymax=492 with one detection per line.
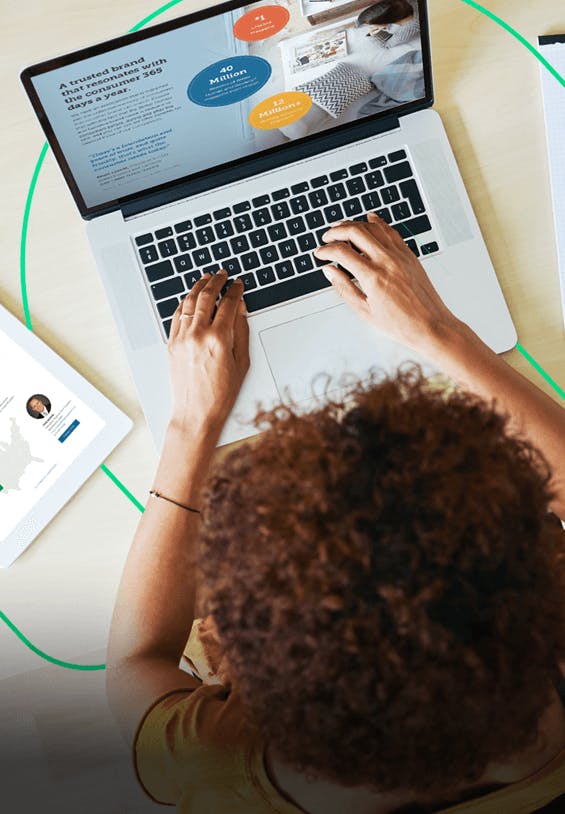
xmin=460 ymin=0 xmax=565 ymax=89
xmin=0 ymin=610 xmax=105 ymax=671
xmin=8 ymin=0 xmax=565 ymax=671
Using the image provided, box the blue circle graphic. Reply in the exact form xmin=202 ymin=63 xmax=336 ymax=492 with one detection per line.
xmin=188 ymin=55 xmax=272 ymax=107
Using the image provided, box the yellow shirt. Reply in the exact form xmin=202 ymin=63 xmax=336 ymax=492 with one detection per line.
xmin=134 ymin=685 xmax=565 ymax=814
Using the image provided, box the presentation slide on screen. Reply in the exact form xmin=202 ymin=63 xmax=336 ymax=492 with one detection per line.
xmin=0 ymin=329 xmax=106 ymax=542
xmin=31 ymin=0 xmax=424 ymax=209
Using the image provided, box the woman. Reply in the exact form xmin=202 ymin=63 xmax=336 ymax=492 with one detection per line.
xmin=356 ymin=0 xmax=420 ymax=50
xmin=106 ymin=213 xmax=565 ymax=813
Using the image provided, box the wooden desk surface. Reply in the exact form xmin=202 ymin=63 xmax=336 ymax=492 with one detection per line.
xmin=1 ymin=0 xmax=564 ymax=676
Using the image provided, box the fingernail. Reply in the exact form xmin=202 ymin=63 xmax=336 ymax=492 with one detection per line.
xmin=219 ymin=268 xmax=228 ymax=276
xmin=322 ymin=265 xmax=335 ymax=282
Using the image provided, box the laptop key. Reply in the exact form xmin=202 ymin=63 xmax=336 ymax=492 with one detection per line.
xmin=272 ymin=188 xmax=290 ymax=200
xmin=233 ymin=201 xmax=251 ymax=213
xmin=203 ymin=263 xmax=221 ymax=275
xmin=369 ymin=156 xmax=387 ymax=169
xmin=192 ymin=247 xmax=212 ymax=266
xmin=212 ymin=242 xmax=230 ymax=261
xmin=406 ymin=239 xmax=420 ymax=257
xmin=260 ymin=246 xmax=279 ymax=264
xmin=272 ymin=202 xmax=291 ymax=220
xmin=343 ymin=198 xmax=363 ymax=218
xmin=268 ymin=223 xmax=288 ymax=242
xmin=241 ymin=251 xmax=260 ymax=271
xmin=215 ymin=221 xmax=234 ymax=240
xmin=158 ymin=239 xmax=178 ymax=258
xmin=145 ymin=259 xmax=174 ymax=282
xmin=224 ymin=257 xmax=241 ymax=277
xmin=194 ymin=214 xmax=212 ymax=226
xmin=392 ymin=202 xmax=411 ymax=222
xmin=139 ymin=245 xmax=158 ymax=264
xmin=275 ymin=261 xmax=294 ymax=279
xmin=135 ymin=233 xmax=153 ymax=246
xmin=346 ymin=177 xmax=365 ymax=196
xmin=235 ymin=214 xmax=253 ymax=233
xmin=324 ymin=204 xmax=344 ymax=223
xmin=362 ymin=192 xmax=381 ymax=211
xmin=290 ymin=195 xmax=309 ymax=215
xmin=163 ymin=319 xmax=173 ymax=338
xmin=376 ymin=208 xmax=392 ymax=224
xmin=349 ymin=162 xmax=367 ymax=175
xmin=295 ymin=254 xmax=314 ymax=274
xmin=291 ymin=182 xmax=309 ymax=194
xmin=279 ymin=239 xmax=298 ymax=258
xmin=253 ymin=208 xmax=272 ymax=227
xmin=252 ymin=194 xmax=270 ymax=207
xmin=400 ymin=180 xmax=426 ymax=215
xmin=155 ymin=226 xmax=173 ymax=239
xmin=250 ymin=228 xmax=269 ymax=248
xmin=297 ymin=233 xmax=316 ymax=252
xmin=392 ymin=215 xmax=432 ymax=238
xmin=157 ymin=297 xmax=179 ymax=319
xmin=230 ymin=235 xmax=250 ymax=254
xmin=328 ymin=183 xmax=347 ymax=202
xmin=243 ymin=269 xmax=331 ymax=312
xmin=309 ymin=189 xmax=328 ymax=208
xmin=196 ymin=226 xmax=215 ymax=245
xmin=173 ymin=254 xmax=193 ymax=273
xmin=184 ymin=270 xmax=202 ymax=289
xmin=366 ymin=170 xmax=384 ymax=189
xmin=305 ymin=210 xmax=324 ymax=229
xmin=381 ymin=186 xmax=400 ymax=205
xmin=288 ymin=216 xmax=306 ymax=235
xmin=152 ymin=276 xmax=184 ymax=300
xmin=213 ymin=207 xmax=231 ymax=220
xmin=421 ymin=241 xmax=439 ymax=255
xmin=257 ymin=267 xmax=276 ymax=286
xmin=174 ymin=220 xmax=192 ymax=234
xmin=240 ymin=272 xmax=258 ymax=291
xmin=388 ymin=149 xmax=407 ymax=163
xmin=311 ymin=175 xmax=328 ymax=188
xmin=178 ymin=233 xmax=196 ymax=252
xmin=384 ymin=161 xmax=413 ymax=183
xmin=330 ymin=169 xmax=348 ymax=181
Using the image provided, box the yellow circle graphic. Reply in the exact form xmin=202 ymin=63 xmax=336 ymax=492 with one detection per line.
xmin=249 ymin=91 xmax=312 ymax=130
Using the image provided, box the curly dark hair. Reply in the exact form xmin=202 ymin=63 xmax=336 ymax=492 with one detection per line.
xmin=199 ymin=368 xmax=565 ymax=795
xmin=358 ymin=0 xmax=414 ymax=27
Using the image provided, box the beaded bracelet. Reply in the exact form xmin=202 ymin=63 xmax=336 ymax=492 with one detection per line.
xmin=149 ymin=490 xmax=201 ymax=514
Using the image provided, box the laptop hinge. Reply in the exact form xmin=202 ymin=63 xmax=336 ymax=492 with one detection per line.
xmin=121 ymin=114 xmax=401 ymax=220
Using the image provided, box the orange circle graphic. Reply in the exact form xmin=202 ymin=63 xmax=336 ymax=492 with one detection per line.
xmin=249 ymin=92 xmax=313 ymax=130
xmin=233 ymin=5 xmax=290 ymax=42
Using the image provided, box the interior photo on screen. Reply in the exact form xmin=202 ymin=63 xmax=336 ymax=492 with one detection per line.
xmin=30 ymin=0 xmax=424 ymax=209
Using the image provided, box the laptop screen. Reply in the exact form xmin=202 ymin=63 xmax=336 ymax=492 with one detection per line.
xmin=24 ymin=0 xmax=430 ymax=216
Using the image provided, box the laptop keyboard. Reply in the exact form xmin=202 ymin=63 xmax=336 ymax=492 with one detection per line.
xmin=133 ymin=148 xmax=440 ymax=340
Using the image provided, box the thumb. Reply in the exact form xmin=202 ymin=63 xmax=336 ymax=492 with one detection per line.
xmin=322 ymin=265 xmax=368 ymax=317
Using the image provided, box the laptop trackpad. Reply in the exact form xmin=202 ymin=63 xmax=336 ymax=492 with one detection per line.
xmin=259 ymin=303 xmax=414 ymax=403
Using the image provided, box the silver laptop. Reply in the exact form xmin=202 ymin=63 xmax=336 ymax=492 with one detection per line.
xmin=22 ymin=0 xmax=516 ymax=449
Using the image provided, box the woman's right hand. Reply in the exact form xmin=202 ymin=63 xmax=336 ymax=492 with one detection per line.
xmin=314 ymin=212 xmax=461 ymax=355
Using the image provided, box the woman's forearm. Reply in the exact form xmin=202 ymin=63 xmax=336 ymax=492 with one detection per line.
xmin=427 ymin=320 xmax=565 ymax=519
xmin=106 ymin=420 xmax=219 ymax=668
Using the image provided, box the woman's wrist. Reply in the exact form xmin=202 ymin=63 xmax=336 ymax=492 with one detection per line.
xmin=418 ymin=316 xmax=482 ymax=367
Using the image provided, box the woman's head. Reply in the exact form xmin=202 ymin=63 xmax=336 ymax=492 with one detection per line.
xmin=199 ymin=368 xmax=565 ymax=795
xmin=357 ymin=0 xmax=414 ymax=29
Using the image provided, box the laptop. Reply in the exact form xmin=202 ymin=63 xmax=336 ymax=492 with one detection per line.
xmin=21 ymin=0 xmax=517 ymax=449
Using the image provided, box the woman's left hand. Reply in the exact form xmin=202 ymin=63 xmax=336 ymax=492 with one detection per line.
xmin=167 ymin=270 xmax=250 ymax=436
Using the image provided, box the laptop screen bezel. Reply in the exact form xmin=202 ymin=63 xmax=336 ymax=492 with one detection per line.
xmin=21 ymin=0 xmax=434 ymax=219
